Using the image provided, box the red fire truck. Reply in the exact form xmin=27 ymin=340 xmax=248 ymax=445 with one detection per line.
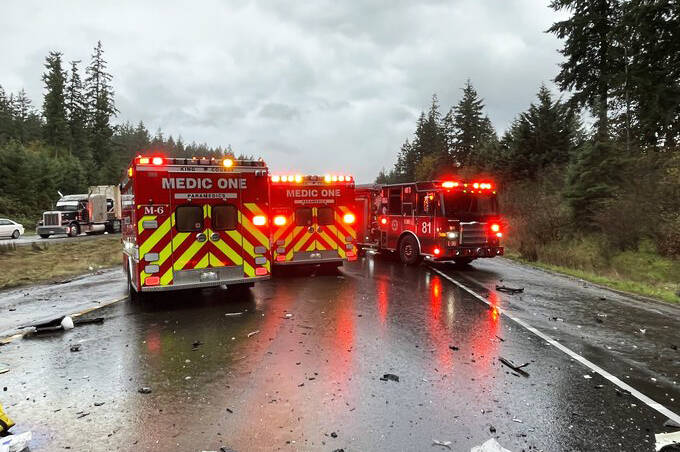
xmin=269 ymin=173 xmax=357 ymax=267
xmin=121 ymin=155 xmax=271 ymax=297
xmin=355 ymin=180 xmax=503 ymax=265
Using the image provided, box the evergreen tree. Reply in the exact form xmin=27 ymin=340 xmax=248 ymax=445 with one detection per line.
xmin=12 ymin=89 xmax=42 ymax=143
xmin=65 ymin=60 xmax=90 ymax=159
xmin=548 ymin=0 xmax=623 ymax=141
xmin=0 ymin=85 xmax=13 ymax=144
xmin=41 ymin=51 xmax=69 ymax=150
xmin=448 ymin=80 xmax=496 ymax=167
xmin=85 ymin=41 xmax=117 ymax=172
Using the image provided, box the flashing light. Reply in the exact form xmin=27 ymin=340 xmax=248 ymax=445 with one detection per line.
xmin=222 ymin=158 xmax=233 ymax=168
xmin=273 ymin=215 xmax=287 ymax=226
xmin=339 ymin=175 xmax=345 ymax=182
xmin=324 ymin=174 xmax=331 ymax=183
xmin=281 ymin=175 xmax=288 ymax=182
xmin=152 ymin=157 xmax=164 ymax=166
xmin=380 ymin=217 xmax=388 ymax=225
xmin=496 ymin=232 xmax=503 ymax=238
xmin=433 ymin=247 xmax=441 ymax=256
xmin=295 ymin=175 xmax=302 ymax=183
xmin=442 ymin=181 xmax=459 ymax=188
xmin=255 ymin=267 xmax=268 ymax=276
xmin=491 ymin=223 xmax=500 ymax=233
xmin=473 ymin=182 xmax=479 ymax=189
xmin=127 ymin=168 xmax=133 ymax=177
xmin=332 ymin=175 xmax=338 ymax=182
xmin=347 ymin=175 xmax=353 ymax=181
xmin=271 ymin=175 xmax=280 ymax=182
xmin=253 ymin=215 xmax=267 ymax=226
xmin=343 ymin=213 xmax=356 ymax=224
xmin=446 ymin=231 xmax=458 ymax=240
xmin=139 ymin=157 xmax=150 ymax=164
xmin=145 ymin=276 xmax=160 ymax=286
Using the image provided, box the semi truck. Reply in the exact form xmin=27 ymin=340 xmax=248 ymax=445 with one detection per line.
xmin=36 ymin=185 xmax=122 ymax=238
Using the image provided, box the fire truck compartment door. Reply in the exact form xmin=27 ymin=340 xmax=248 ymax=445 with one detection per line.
xmin=208 ymin=203 xmax=244 ymax=268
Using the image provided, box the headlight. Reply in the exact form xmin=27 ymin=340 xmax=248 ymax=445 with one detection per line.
xmin=446 ymin=231 xmax=459 ymax=240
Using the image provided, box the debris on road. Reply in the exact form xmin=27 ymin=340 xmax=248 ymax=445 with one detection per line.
xmin=224 ymin=312 xmax=243 ymax=317
xmin=60 ymin=316 xmax=74 ymax=330
xmin=664 ymin=418 xmax=680 ymax=429
xmin=655 ymin=430 xmax=680 ymax=451
xmin=76 ymin=412 xmax=90 ymax=419
xmin=94 ymin=402 xmax=105 ymax=407
xmin=432 ymin=439 xmax=452 ymax=449
xmin=496 ymin=285 xmax=523 ymax=294
xmin=138 ymin=387 xmax=152 ymax=394
xmin=0 ymin=430 xmax=31 ymax=452
xmin=247 ymin=330 xmax=260 ymax=338
xmin=470 ymin=438 xmax=512 ymax=452
xmin=24 ymin=315 xmax=104 ymax=335
xmin=72 ymin=317 xmax=104 ymax=326
xmin=495 ymin=335 xmax=505 ymax=342
xmin=284 ymin=313 xmax=293 ymax=318
xmin=512 ymin=418 xmax=523 ymax=423
xmin=330 ymin=432 xmax=338 ymax=438
xmin=499 ymin=357 xmax=529 ymax=376
xmin=69 ymin=344 xmax=81 ymax=352
xmin=192 ymin=341 xmax=202 ymax=350
xmin=489 ymin=425 xmax=496 ymax=433
xmin=449 ymin=345 xmax=459 ymax=351
xmin=380 ymin=373 xmax=400 ymax=382
xmin=0 ymin=403 xmax=15 ymax=435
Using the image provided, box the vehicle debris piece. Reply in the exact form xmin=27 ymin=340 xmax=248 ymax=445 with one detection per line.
xmin=76 ymin=412 xmax=90 ymax=419
xmin=655 ymin=430 xmax=680 ymax=451
xmin=432 ymin=439 xmax=452 ymax=449
xmin=94 ymin=402 xmax=105 ymax=407
xmin=664 ymin=418 xmax=680 ymax=429
xmin=138 ymin=387 xmax=152 ymax=394
xmin=330 ymin=432 xmax=338 ymax=438
xmin=284 ymin=313 xmax=293 ymax=318
xmin=495 ymin=335 xmax=505 ymax=342
xmin=224 ymin=312 xmax=243 ymax=317
xmin=449 ymin=345 xmax=459 ymax=351
xmin=583 ymin=375 xmax=592 ymax=379
xmin=60 ymin=316 xmax=74 ymax=330
xmin=0 ymin=430 xmax=31 ymax=452
xmin=73 ymin=317 xmax=104 ymax=326
xmin=495 ymin=285 xmax=523 ymax=294
xmin=192 ymin=341 xmax=202 ymax=350
xmin=247 ymin=330 xmax=260 ymax=338
xmin=498 ymin=357 xmax=529 ymax=376
xmin=380 ymin=373 xmax=399 ymax=382
xmin=0 ymin=403 xmax=16 ymax=435
xmin=69 ymin=344 xmax=81 ymax=352
xmin=470 ymin=438 xmax=512 ymax=452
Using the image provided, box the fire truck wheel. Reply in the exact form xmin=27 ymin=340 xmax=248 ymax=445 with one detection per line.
xmin=68 ymin=223 xmax=80 ymax=237
xmin=398 ymin=234 xmax=422 ymax=266
xmin=126 ymin=266 xmax=141 ymax=302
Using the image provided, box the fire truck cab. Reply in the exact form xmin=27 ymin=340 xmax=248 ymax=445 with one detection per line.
xmin=269 ymin=174 xmax=357 ymax=267
xmin=356 ymin=180 xmax=503 ymax=265
xmin=121 ymin=155 xmax=271 ymax=297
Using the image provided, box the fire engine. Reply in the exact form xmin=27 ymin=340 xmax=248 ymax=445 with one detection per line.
xmin=269 ymin=173 xmax=357 ymax=267
xmin=121 ymin=155 xmax=271 ymax=297
xmin=355 ymin=180 xmax=503 ymax=265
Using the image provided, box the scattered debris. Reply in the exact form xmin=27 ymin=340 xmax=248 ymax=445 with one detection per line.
xmin=549 ymin=316 xmax=564 ymax=322
xmin=499 ymin=357 xmax=529 ymax=376
xmin=76 ymin=412 xmax=90 ymax=419
xmin=512 ymin=418 xmax=523 ymax=423
xmin=226 ymin=408 xmax=233 ymax=414
xmin=94 ymin=402 xmax=105 ymax=407
xmin=284 ymin=313 xmax=293 ymax=318
xmin=224 ymin=312 xmax=243 ymax=317
xmin=380 ymin=373 xmax=400 ymax=382
xmin=594 ymin=384 xmax=604 ymax=389
xmin=73 ymin=317 xmax=104 ymax=326
xmin=192 ymin=341 xmax=202 ymax=350
xmin=496 ymin=285 xmax=523 ymax=294
xmin=0 ymin=369 xmax=8 ymax=375
xmin=671 ymin=344 xmax=678 ymax=351
xmin=495 ymin=335 xmax=505 ymax=342
xmin=0 ymin=430 xmax=31 ymax=452
xmin=471 ymin=438 xmax=512 ymax=452
xmin=489 ymin=425 xmax=496 ymax=433
xmin=330 ymin=432 xmax=338 ymax=438
xmin=449 ymin=345 xmax=459 ymax=351
xmin=69 ymin=344 xmax=81 ymax=352
xmin=138 ymin=387 xmax=152 ymax=394
xmin=247 ymin=330 xmax=260 ymax=338
xmin=432 ymin=439 xmax=452 ymax=449
xmin=664 ymin=418 xmax=680 ymax=429
xmin=656 ymin=430 xmax=680 ymax=451
xmin=583 ymin=375 xmax=592 ymax=379
xmin=60 ymin=316 xmax=74 ymax=330
xmin=639 ymin=328 xmax=647 ymax=334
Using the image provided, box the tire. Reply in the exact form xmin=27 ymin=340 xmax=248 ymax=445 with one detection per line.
xmin=39 ymin=234 xmax=50 ymax=239
xmin=11 ymin=230 xmax=20 ymax=239
xmin=398 ymin=234 xmax=422 ymax=265
xmin=68 ymin=223 xmax=80 ymax=237
xmin=453 ymin=257 xmax=474 ymax=265
xmin=127 ymin=264 xmax=141 ymax=302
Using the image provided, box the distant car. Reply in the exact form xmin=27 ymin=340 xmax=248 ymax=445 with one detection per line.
xmin=0 ymin=218 xmax=25 ymax=239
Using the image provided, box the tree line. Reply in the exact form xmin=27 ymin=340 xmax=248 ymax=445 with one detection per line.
xmin=0 ymin=41 xmax=232 ymax=225
xmin=377 ymin=0 xmax=680 ymax=258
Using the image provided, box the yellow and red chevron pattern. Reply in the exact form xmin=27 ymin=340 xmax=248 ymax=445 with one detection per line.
xmin=135 ymin=203 xmax=270 ymax=287
xmin=272 ymin=205 xmax=357 ymax=263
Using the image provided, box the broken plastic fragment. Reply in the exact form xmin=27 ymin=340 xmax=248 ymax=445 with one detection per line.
xmin=470 ymin=438 xmax=512 ymax=452
xmin=380 ymin=373 xmax=399 ymax=382
xmin=432 ymin=439 xmax=452 ymax=449
xmin=60 ymin=316 xmax=74 ymax=330
xmin=0 ymin=431 xmax=31 ymax=452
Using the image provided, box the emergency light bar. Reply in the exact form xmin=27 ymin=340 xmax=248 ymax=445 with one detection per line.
xmin=134 ymin=155 xmax=266 ymax=167
xmin=441 ymin=180 xmax=494 ymax=190
xmin=270 ymin=174 xmax=353 ymax=183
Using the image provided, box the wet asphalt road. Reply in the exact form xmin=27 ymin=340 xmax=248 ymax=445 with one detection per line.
xmin=2 ymin=232 xmax=114 ymax=248
xmin=0 ymin=255 xmax=678 ymax=451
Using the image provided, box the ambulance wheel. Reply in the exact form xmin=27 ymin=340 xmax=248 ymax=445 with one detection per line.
xmin=399 ymin=235 xmax=422 ymax=266
xmin=68 ymin=223 xmax=80 ymax=237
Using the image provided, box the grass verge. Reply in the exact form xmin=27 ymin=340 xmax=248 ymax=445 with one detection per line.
xmin=0 ymin=236 xmax=121 ymax=290
xmin=504 ymin=240 xmax=680 ymax=304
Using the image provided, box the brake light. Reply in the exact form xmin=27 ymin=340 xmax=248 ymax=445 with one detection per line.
xmin=273 ymin=215 xmax=287 ymax=226
xmin=433 ymin=248 xmax=441 ymax=255
xmin=145 ymin=276 xmax=159 ymax=286
xmin=255 ymin=267 xmax=268 ymax=276
xmin=380 ymin=217 xmax=387 ymax=225
xmin=253 ymin=215 xmax=267 ymax=226
xmin=222 ymin=158 xmax=233 ymax=168
xmin=343 ymin=213 xmax=356 ymax=224
xmin=473 ymin=182 xmax=479 ymax=189
xmin=139 ymin=157 xmax=150 ymax=164
xmin=152 ymin=157 xmax=163 ymax=165
xmin=491 ymin=223 xmax=500 ymax=232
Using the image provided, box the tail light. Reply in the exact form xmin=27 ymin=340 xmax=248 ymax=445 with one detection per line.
xmin=255 ymin=267 xmax=268 ymax=276
xmin=253 ymin=215 xmax=267 ymax=226
xmin=145 ymin=276 xmax=160 ymax=286
xmin=343 ymin=213 xmax=356 ymax=224
xmin=433 ymin=248 xmax=441 ymax=255
xmin=273 ymin=215 xmax=287 ymax=226
xmin=491 ymin=223 xmax=500 ymax=232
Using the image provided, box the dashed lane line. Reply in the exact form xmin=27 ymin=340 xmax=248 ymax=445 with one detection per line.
xmin=0 ymin=295 xmax=128 ymax=346
xmin=428 ymin=265 xmax=680 ymax=426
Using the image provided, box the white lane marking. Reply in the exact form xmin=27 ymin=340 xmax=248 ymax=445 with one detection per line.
xmin=428 ymin=265 xmax=680 ymax=426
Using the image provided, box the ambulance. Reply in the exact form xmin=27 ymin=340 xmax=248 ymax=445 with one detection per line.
xmin=269 ymin=173 xmax=357 ymax=267
xmin=121 ymin=155 xmax=271 ymax=297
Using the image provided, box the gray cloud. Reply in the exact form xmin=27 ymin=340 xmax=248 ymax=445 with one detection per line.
xmin=0 ymin=0 xmax=567 ymax=182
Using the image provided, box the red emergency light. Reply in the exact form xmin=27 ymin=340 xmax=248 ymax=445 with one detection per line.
xmin=273 ymin=215 xmax=287 ymax=226
xmin=441 ymin=181 xmax=460 ymax=188
xmin=252 ymin=215 xmax=267 ymax=226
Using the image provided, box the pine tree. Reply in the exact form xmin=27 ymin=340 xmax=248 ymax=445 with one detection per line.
xmin=0 ymin=85 xmax=13 ymax=144
xmin=13 ymin=89 xmax=42 ymax=143
xmin=548 ymin=0 xmax=623 ymax=141
xmin=41 ymin=51 xmax=69 ymax=150
xmin=65 ymin=60 xmax=90 ymax=159
xmin=85 ymin=41 xmax=117 ymax=172
xmin=449 ymin=80 xmax=496 ymax=167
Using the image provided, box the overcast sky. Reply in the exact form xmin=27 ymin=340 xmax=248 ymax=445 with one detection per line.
xmin=1 ymin=0 xmax=567 ymax=182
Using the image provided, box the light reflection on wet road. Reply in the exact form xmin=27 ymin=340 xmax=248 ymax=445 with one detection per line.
xmin=0 ymin=254 xmax=677 ymax=451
